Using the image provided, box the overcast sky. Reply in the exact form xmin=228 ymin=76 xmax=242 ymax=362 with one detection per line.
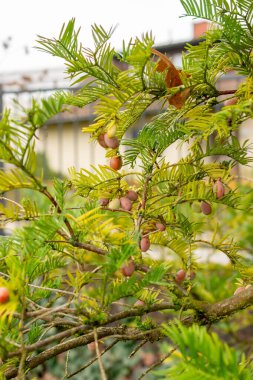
xmin=0 ymin=0 xmax=195 ymax=74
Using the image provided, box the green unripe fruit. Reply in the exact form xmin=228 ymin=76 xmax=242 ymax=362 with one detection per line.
xmin=107 ymin=124 xmax=117 ymax=138
xmin=191 ymin=202 xmax=202 ymax=213
xmin=108 ymin=198 xmax=121 ymax=210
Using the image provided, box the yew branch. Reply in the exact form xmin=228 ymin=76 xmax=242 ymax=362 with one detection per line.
xmin=4 ymin=288 xmax=253 ymax=379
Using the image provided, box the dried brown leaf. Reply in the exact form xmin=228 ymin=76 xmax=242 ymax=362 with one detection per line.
xmin=151 ymin=48 xmax=182 ymax=88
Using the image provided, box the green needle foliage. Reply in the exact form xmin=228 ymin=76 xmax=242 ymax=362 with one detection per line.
xmin=0 ymin=0 xmax=253 ymax=379
xmin=159 ymin=322 xmax=253 ymax=379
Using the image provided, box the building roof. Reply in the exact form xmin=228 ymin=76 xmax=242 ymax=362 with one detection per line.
xmin=154 ymin=38 xmax=203 ymax=54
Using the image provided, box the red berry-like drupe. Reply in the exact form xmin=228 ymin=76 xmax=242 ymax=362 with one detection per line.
xmin=120 ymin=196 xmax=132 ymax=211
xmin=126 ymin=190 xmax=138 ymax=201
xmin=0 ymin=287 xmax=9 ymax=303
xmin=201 ymin=201 xmax=212 ymax=215
xmin=156 ymin=222 xmax=166 ymax=231
xmin=121 ymin=261 xmax=135 ymax=277
xmin=104 ymin=134 xmax=119 ymax=149
xmin=175 ymin=269 xmax=186 ymax=283
xmin=139 ymin=236 xmax=150 ymax=252
xmin=97 ymin=134 xmax=108 ymax=148
xmin=191 ymin=202 xmax=202 ymax=213
xmin=110 ymin=156 xmax=122 ymax=171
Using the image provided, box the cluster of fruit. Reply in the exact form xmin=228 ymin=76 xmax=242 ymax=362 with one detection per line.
xmin=120 ymin=222 xmax=167 ymax=280
xmin=198 ymin=97 xmax=237 ymax=216
xmin=200 ymin=178 xmax=226 ymax=215
xmin=100 ymin=190 xmax=138 ymax=211
xmin=139 ymin=222 xmax=166 ymax=252
xmin=97 ymin=130 xmax=122 ymax=171
xmin=96 ymin=127 xmax=232 ymax=310
xmin=120 ymin=262 xmax=195 ymax=294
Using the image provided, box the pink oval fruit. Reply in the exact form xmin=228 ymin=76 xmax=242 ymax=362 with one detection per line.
xmin=88 ymin=342 xmax=96 ymax=352
xmin=141 ymin=352 xmax=156 ymax=367
xmin=0 ymin=287 xmax=9 ymax=303
xmin=139 ymin=236 xmax=150 ymax=252
xmin=110 ymin=156 xmax=122 ymax=171
xmin=234 ymin=286 xmax=245 ymax=295
xmin=104 ymin=134 xmax=119 ymax=149
xmin=156 ymin=222 xmax=166 ymax=231
xmin=175 ymin=269 xmax=186 ymax=283
xmin=99 ymin=198 xmax=109 ymax=206
xmin=213 ymin=178 xmax=225 ymax=199
xmin=224 ymin=97 xmax=237 ymax=106
xmin=121 ymin=261 xmax=135 ymax=277
xmin=120 ymin=197 xmax=132 ymax=211
xmin=126 ymin=190 xmax=138 ymax=201
xmin=201 ymin=201 xmax=212 ymax=215
xmin=97 ymin=133 xmax=108 ymax=148
xmin=134 ymin=300 xmax=145 ymax=307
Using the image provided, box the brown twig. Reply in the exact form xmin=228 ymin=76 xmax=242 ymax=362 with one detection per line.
xmin=72 ymin=240 xmax=107 ymax=255
xmin=137 ymin=346 xmax=177 ymax=379
xmin=94 ymin=328 xmax=108 ymax=380
xmin=7 ymin=301 xmax=176 ymax=359
xmin=66 ymin=339 xmax=119 ymax=379
xmin=42 ymin=188 xmax=75 ymax=238
xmin=136 ymin=175 xmax=151 ymax=232
xmin=129 ymin=340 xmax=147 ymax=358
xmin=4 ymin=327 xmax=139 ymax=379
xmin=17 ymin=293 xmax=27 ymax=380
xmin=5 ymin=287 xmax=253 ymax=378
xmin=102 ymin=207 xmax=133 ymax=215
xmin=45 ymin=239 xmax=107 ymax=256
xmin=218 ymin=89 xmax=237 ymax=95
